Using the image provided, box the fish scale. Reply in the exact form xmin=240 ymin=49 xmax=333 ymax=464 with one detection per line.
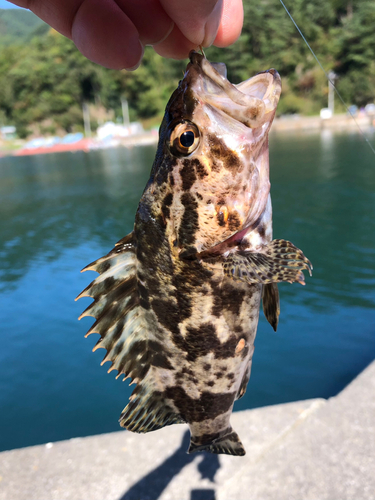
xmin=77 ymin=50 xmax=312 ymax=457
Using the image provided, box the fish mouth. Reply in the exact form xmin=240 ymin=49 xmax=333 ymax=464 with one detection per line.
xmin=187 ymin=51 xmax=281 ymax=129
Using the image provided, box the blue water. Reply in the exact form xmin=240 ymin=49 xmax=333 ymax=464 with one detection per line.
xmin=0 ymin=130 xmax=374 ymax=452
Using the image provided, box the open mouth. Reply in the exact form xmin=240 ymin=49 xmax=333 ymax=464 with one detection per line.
xmin=189 ymin=51 xmax=281 ymax=129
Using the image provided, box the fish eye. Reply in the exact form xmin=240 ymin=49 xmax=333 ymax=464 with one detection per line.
xmin=180 ymin=130 xmax=195 ymax=148
xmin=169 ymin=121 xmax=200 ymax=156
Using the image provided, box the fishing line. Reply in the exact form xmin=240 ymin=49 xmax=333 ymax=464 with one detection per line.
xmin=278 ymin=0 xmax=375 ymax=156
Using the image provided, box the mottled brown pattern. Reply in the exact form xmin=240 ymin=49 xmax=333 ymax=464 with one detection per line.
xmin=208 ymin=134 xmax=242 ymax=171
xmin=211 ymin=281 xmax=247 ymax=318
xmin=79 ymin=51 xmax=310 ymax=458
xmin=164 ymin=386 xmax=236 ymax=423
xmin=161 ymin=192 xmax=173 ymax=221
xmin=180 ymin=160 xmax=197 ymax=191
xmin=192 ymin=158 xmax=209 ymax=178
xmin=184 ymin=86 xmax=199 ymax=117
xmin=228 ymin=211 xmax=241 ymax=232
xmin=184 ymin=323 xmax=239 ymax=362
xmin=178 ymin=193 xmax=199 ymax=247
xmin=217 ymin=210 xmax=226 ymax=227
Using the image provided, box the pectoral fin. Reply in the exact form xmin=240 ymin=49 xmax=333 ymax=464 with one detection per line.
xmin=262 ymin=283 xmax=280 ymax=331
xmin=223 ymin=239 xmax=312 ymax=285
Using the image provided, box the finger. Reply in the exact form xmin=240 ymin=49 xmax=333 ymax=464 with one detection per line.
xmin=152 ymin=23 xmax=196 ymax=59
xmin=153 ymin=0 xmax=242 ymax=59
xmin=202 ymin=0 xmax=224 ymax=47
xmin=72 ymin=0 xmax=143 ymax=69
xmin=159 ymin=0 xmax=222 ymax=47
xmin=115 ymin=0 xmax=173 ymax=46
xmin=10 ymin=0 xmax=143 ymax=70
xmin=213 ymin=0 xmax=243 ymax=47
xmin=9 ymin=0 xmax=83 ymax=37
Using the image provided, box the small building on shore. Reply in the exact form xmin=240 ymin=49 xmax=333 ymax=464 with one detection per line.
xmin=1 ymin=126 xmax=16 ymax=140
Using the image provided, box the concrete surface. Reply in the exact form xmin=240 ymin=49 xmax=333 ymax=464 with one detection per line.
xmin=0 ymin=361 xmax=374 ymax=500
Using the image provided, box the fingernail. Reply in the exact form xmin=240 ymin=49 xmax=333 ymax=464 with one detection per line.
xmin=203 ymin=0 xmax=223 ymax=47
xmin=147 ymin=21 xmax=174 ymax=47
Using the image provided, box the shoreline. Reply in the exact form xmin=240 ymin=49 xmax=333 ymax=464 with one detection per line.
xmin=272 ymin=112 xmax=374 ymax=133
xmin=1 ymin=113 xmax=374 ymax=158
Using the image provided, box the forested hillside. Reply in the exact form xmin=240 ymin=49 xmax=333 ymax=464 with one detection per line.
xmin=1 ymin=0 xmax=374 ymax=137
xmin=0 ymin=8 xmax=47 ymax=46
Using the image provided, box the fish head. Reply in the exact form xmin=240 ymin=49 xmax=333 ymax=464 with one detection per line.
xmin=150 ymin=51 xmax=282 ymax=253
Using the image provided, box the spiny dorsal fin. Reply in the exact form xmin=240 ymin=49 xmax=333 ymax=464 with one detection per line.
xmin=78 ymin=231 xmax=184 ymax=433
xmin=262 ymin=282 xmax=280 ymax=332
xmin=223 ymin=239 xmax=312 ymax=285
xmin=77 ymin=231 xmax=149 ymax=382
xmin=119 ymin=383 xmax=185 ymax=433
xmin=188 ymin=429 xmax=245 ymax=456
xmin=80 ymin=232 xmax=135 ymax=275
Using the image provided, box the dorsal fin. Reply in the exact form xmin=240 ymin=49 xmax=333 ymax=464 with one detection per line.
xmin=77 ymin=232 xmax=145 ymax=381
xmin=77 ymin=231 xmax=185 ymax=433
xmin=76 ymin=232 xmax=153 ymax=381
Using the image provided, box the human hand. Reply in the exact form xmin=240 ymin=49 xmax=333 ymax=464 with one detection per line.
xmin=8 ymin=0 xmax=243 ymax=70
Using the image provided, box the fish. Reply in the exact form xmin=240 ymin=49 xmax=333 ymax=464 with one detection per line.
xmin=77 ymin=50 xmax=312 ymax=457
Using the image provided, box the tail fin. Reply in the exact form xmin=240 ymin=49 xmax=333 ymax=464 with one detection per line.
xmin=188 ymin=429 xmax=246 ymax=456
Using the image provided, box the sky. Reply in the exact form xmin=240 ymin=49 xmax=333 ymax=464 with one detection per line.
xmin=0 ymin=1 xmax=23 ymax=8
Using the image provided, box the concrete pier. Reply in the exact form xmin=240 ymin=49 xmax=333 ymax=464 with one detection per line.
xmin=1 ymin=361 xmax=374 ymax=500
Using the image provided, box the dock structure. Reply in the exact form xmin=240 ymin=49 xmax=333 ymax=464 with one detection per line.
xmin=0 ymin=361 xmax=374 ymax=500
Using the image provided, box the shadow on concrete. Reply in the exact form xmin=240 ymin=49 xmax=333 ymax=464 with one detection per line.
xmin=118 ymin=431 xmax=220 ymax=500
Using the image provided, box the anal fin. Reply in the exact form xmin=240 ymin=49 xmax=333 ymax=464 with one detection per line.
xmin=223 ymin=239 xmax=312 ymax=285
xmin=188 ymin=429 xmax=245 ymax=456
xmin=119 ymin=384 xmax=185 ymax=433
xmin=262 ymin=282 xmax=280 ymax=331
